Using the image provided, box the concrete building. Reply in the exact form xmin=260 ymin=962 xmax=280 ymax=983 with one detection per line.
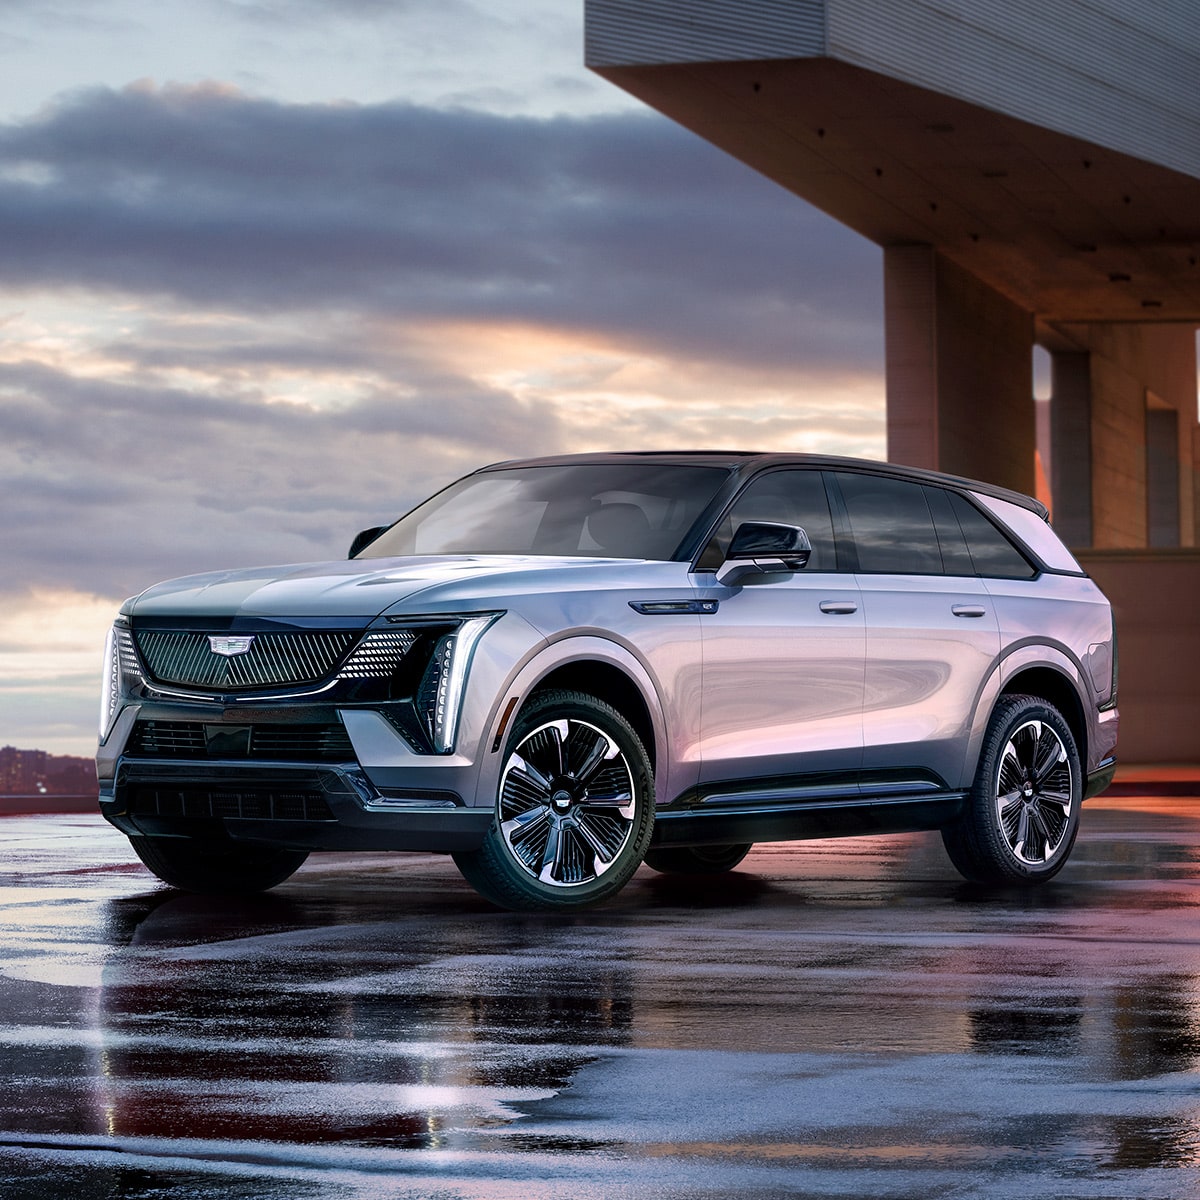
xmin=585 ymin=0 xmax=1200 ymax=762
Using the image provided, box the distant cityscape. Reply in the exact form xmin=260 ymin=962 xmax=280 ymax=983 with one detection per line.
xmin=0 ymin=746 xmax=97 ymax=796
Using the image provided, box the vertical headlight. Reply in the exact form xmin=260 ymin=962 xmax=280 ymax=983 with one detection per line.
xmin=418 ymin=613 xmax=501 ymax=754
xmin=99 ymin=626 xmax=118 ymax=742
xmin=99 ymin=620 xmax=143 ymax=743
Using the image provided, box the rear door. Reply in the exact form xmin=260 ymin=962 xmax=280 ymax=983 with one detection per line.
xmin=830 ymin=472 xmax=1002 ymax=793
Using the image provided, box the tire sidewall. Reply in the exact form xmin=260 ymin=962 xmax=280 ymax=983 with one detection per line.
xmin=470 ymin=689 xmax=655 ymax=909
xmin=972 ymin=696 xmax=1082 ymax=883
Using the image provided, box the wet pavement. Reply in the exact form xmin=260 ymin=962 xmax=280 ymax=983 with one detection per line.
xmin=2 ymin=797 xmax=1200 ymax=1199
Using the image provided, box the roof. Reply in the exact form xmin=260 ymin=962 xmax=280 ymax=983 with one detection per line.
xmin=479 ymin=451 xmax=1048 ymax=517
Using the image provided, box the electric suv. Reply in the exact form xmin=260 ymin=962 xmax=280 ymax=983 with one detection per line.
xmin=97 ymin=452 xmax=1118 ymax=910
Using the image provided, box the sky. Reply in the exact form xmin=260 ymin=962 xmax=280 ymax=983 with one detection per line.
xmin=0 ymin=0 xmax=887 ymax=757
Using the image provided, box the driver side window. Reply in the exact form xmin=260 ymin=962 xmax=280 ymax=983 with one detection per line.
xmin=699 ymin=470 xmax=838 ymax=571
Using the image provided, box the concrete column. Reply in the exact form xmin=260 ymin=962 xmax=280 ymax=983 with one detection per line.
xmin=884 ymin=245 xmax=1035 ymax=495
xmin=1046 ymin=319 xmax=1195 ymax=544
xmin=1049 ymin=351 xmax=1092 ymax=547
xmin=1146 ymin=405 xmax=1181 ymax=547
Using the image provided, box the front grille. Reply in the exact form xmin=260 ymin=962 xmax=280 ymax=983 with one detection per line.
xmin=337 ymin=630 xmax=418 ymax=678
xmin=134 ymin=630 xmax=358 ymax=691
xmin=128 ymin=785 xmax=335 ymax=822
xmin=127 ymin=721 xmax=355 ymax=763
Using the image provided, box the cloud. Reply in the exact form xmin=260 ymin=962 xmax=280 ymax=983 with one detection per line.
xmin=0 ymin=587 xmax=116 ymax=756
xmin=0 ymin=352 xmax=573 ymax=596
xmin=0 ymin=83 xmax=881 ymax=372
xmin=0 ymin=83 xmax=885 ymax=758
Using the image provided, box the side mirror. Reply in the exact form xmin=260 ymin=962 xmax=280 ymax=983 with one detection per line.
xmin=715 ymin=522 xmax=811 ymax=586
xmin=348 ymin=525 xmax=388 ymax=559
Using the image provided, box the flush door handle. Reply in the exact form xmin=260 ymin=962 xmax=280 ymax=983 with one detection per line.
xmin=819 ymin=600 xmax=858 ymax=615
xmin=952 ymin=604 xmax=987 ymax=618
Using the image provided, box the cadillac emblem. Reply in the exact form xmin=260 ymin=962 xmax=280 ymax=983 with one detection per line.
xmin=208 ymin=635 xmax=256 ymax=657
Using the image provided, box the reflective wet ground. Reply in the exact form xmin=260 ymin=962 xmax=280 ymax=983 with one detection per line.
xmin=3 ymin=796 xmax=1200 ymax=1198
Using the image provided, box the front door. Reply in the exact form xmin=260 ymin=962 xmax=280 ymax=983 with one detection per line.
xmin=695 ymin=469 xmax=864 ymax=793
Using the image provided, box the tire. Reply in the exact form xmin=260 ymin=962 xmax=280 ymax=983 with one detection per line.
xmin=453 ymin=689 xmax=655 ymax=911
xmin=131 ymin=837 xmax=309 ymax=894
xmin=644 ymin=843 xmax=753 ymax=875
xmin=942 ymin=694 xmax=1082 ymax=885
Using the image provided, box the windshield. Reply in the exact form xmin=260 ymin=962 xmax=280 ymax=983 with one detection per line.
xmin=358 ymin=463 xmax=731 ymax=561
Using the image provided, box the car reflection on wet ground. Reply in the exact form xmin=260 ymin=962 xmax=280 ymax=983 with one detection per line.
xmin=2 ymin=794 xmax=1200 ymax=1198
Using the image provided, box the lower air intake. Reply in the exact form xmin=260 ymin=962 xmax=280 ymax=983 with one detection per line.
xmin=128 ymin=786 xmax=336 ymax=822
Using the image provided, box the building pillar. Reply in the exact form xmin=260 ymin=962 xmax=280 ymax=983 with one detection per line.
xmin=1048 ymin=322 xmax=1198 ymax=549
xmin=1049 ymin=351 xmax=1092 ymax=547
xmin=884 ymin=245 xmax=1035 ymax=495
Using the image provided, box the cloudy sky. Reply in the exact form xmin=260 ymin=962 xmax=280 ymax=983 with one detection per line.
xmin=0 ymin=0 xmax=886 ymax=757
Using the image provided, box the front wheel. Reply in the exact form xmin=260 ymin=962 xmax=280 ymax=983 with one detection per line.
xmin=942 ymin=694 xmax=1082 ymax=885
xmin=131 ymin=837 xmax=309 ymax=894
xmin=453 ymin=690 xmax=655 ymax=911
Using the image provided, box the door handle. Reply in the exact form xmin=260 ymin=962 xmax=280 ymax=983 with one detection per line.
xmin=819 ymin=600 xmax=858 ymax=615
xmin=952 ymin=604 xmax=987 ymax=618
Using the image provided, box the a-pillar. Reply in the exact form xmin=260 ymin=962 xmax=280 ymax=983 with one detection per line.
xmin=884 ymin=244 xmax=1035 ymax=495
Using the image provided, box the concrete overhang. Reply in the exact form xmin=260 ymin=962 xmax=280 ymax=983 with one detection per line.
xmin=586 ymin=1 xmax=1200 ymax=322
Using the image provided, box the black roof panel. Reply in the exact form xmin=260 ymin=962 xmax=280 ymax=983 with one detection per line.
xmin=478 ymin=451 xmax=1047 ymax=517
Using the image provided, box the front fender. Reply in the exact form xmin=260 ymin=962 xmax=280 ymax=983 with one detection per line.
xmin=471 ymin=635 xmax=682 ymax=808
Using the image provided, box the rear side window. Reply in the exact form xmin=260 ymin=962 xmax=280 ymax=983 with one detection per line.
xmin=924 ymin=487 xmax=974 ymax=576
xmin=972 ymin=493 xmax=1084 ymax=574
xmin=699 ymin=469 xmax=838 ymax=570
xmin=947 ymin=492 xmax=1036 ymax=578
xmin=834 ymin=473 xmax=942 ymax=574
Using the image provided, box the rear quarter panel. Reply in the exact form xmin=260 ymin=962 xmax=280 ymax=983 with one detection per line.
xmin=982 ymin=573 xmax=1116 ymax=772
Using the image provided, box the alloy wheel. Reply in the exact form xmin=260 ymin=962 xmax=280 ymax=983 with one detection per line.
xmin=995 ymin=718 xmax=1074 ymax=865
xmin=498 ymin=718 xmax=637 ymax=887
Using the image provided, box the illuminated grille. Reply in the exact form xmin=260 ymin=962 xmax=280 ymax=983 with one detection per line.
xmin=128 ymin=721 xmax=355 ymax=762
xmin=336 ymin=630 xmax=418 ymax=679
xmin=116 ymin=627 xmax=142 ymax=678
xmin=134 ymin=630 xmax=357 ymax=691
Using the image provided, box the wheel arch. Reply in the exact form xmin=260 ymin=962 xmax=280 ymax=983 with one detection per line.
xmin=999 ymin=665 xmax=1089 ymax=769
xmin=476 ymin=636 xmax=676 ymax=807
xmin=527 ymin=660 xmax=656 ymax=774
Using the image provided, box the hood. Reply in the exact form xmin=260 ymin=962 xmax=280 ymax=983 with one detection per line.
xmin=127 ymin=554 xmax=679 ymax=621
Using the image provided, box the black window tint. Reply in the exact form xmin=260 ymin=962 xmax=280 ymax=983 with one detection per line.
xmin=948 ymin=492 xmax=1036 ymax=578
xmin=835 ymin=472 xmax=943 ymax=574
xmin=701 ymin=469 xmax=837 ymax=570
xmin=924 ymin=486 xmax=975 ymax=576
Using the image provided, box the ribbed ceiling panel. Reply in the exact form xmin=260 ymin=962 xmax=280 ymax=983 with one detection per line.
xmin=825 ymin=0 xmax=1200 ymax=181
xmin=586 ymin=0 xmax=825 ymax=67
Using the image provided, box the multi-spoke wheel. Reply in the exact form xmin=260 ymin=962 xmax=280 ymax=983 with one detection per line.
xmin=453 ymin=689 xmax=654 ymax=910
xmin=942 ymin=694 xmax=1082 ymax=885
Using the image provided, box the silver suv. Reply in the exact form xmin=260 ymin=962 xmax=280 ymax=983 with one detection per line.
xmin=97 ymin=452 xmax=1118 ymax=910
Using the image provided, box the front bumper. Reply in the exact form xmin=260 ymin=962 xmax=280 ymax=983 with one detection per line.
xmin=102 ymin=755 xmax=492 ymax=854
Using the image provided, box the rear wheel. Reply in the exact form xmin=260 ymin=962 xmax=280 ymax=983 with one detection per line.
xmin=942 ymin=694 xmax=1081 ymax=885
xmin=131 ymin=837 xmax=309 ymax=894
xmin=644 ymin=844 xmax=752 ymax=875
xmin=453 ymin=689 xmax=654 ymax=911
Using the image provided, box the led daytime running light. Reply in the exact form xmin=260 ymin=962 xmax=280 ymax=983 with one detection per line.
xmin=99 ymin=626 xmax=118 ymax=742
xmin=428 ymin=614 xmax=500 ymax=754
xmin=99 ymin=622 xmax=144 ymax=743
